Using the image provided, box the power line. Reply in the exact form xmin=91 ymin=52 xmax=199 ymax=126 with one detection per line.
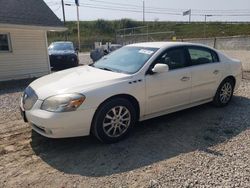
xmin=77 ymin=0 xmax=250 ymax=14
xmin=85 ymin=0 xmax=188 ymax=12
xmin=192 ymin=13 xmax=250 ymax=17
xmin=191 ymin=9 xmax=250 ymax=13
xmin=87 ymin=0 xmax=250 ymax=13
xmin=88 ymin=0 xmax=141 ymax=8
xmin=65 ymin=2 xmax=182 ymax=15
xmin=63 ymin=0 xmax=250 ymax=14
xmin=63 ymin=2 xmax=250 ymax=17
xmin=61 ymin=0 xmax=250 ymax=22
xmin=44 ymin=0 xmax=61 ymax=6
xmin=53 ymin=5 xmax=62 ymax=12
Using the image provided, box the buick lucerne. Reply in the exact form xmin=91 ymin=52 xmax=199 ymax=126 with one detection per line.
xmin=20 ymin=42 xmax=242 ymax=143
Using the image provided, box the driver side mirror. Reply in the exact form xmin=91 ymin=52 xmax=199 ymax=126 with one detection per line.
xmin=152 ymin=63 xmax=169 ymax=74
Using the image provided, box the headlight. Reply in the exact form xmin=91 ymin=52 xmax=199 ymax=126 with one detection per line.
xmin=22 ymin=87 xmax=38 ymax=110
xmin=41 ymin=93 xmax=85 ymax=112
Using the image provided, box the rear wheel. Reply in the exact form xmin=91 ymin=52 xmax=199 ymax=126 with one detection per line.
xmin=92 ymin=98 xmax=136 ymax=143
xmin=213 ymin=78 xmax=234 ymax=107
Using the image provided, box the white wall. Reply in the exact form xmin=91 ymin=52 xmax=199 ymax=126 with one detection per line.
xmin=0 ymin=28 xmax=50 ymax=81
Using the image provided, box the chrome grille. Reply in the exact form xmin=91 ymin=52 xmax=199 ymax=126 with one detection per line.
xmin=22 ymin=87 xmax=38 ymax=110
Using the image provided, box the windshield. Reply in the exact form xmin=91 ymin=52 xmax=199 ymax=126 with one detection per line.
xmin=93 ymin=46 xmax=158 ymax=74
xmin=48 ymin=42 xmax=74 ymax=51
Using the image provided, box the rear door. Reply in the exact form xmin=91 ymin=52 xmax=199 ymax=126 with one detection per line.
xmin=187 ymin=46 xmax=223 ymax=103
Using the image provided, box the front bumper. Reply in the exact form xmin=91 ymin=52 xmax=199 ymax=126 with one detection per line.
xmin=23 ymin=100 xmax=96 ymax=138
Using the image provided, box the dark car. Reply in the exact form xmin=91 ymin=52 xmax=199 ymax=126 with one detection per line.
xmin=48 ymin=41 xmax=79 ymax=71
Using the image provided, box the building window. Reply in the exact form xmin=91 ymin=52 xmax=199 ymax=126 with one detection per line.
xmin=0 ymin=33 xmax=12 ymax=52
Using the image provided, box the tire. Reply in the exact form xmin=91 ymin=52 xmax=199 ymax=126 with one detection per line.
xmin=92 ymin=98 xmax=137 ymax=143
xmin=213 ymin=78 xmax=235 ymax=107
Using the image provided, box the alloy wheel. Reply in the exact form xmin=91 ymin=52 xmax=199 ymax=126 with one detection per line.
xmin=219 ymin=82 xmax=232 ymax=104
xmin=102 ymin=106 xmax=131 ymax=138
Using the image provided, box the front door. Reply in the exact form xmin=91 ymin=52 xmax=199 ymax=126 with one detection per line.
xmin=145 ymin=47 xmax=192 ymax=115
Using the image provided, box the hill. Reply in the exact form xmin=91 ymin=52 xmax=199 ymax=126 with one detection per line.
xmin=47 ymin=19 xmax=250 ymax=51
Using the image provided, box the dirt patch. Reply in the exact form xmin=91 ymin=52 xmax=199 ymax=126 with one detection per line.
xmin=243 ymin=71 xmax=250 ymax=80
xmin=79 ymin=53 xmax=92 ymax=65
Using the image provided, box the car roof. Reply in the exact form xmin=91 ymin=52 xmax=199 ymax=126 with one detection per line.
xmin=127 ymin=42 xmax=208 ymax=49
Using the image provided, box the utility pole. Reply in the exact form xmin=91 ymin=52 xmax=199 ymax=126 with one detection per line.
xmin=61 ymin=0 xmax=67 ymax=40
xmin=189 ymin=9 xmax=191 ymax=23
xmin=66 ymin=1 xmax=81 ymax=50
xmin=204 ymin=15 xmax=212 ymax=38
xmin=143 ymin=0 xmax=145 ymax=23
xmin=61 ymin=0 xmax=66 ymax=25
xmin=74 ymin=0 xmax=81 ymax=51
xmin=76 ymin=5 xmax=80 ymax=51
xmin=204 ymin=15 xmax=207 ymax=38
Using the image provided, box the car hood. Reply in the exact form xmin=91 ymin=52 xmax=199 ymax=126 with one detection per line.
xmin=29 ymin=66 xmax=131 ymax=100
xmin=49 ymin=50 xmax=75 ymax=55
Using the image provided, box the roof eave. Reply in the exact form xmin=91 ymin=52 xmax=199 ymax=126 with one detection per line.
xmin=0 ymin=23 xmax=67 ymax=31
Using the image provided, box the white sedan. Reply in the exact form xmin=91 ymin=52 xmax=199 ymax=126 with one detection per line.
xmin=20 ymin=42 xmax=242 ymax=143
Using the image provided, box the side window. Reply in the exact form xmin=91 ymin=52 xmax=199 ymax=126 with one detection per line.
xmin=156 ymin=48 xmax=187 ymax=70
xmin=188 ymin=47 xmax=218 ymax=66
xmin=0 ymin=33 xmax=12 ymax=52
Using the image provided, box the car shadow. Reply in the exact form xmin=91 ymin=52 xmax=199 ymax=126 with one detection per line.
xmin=30 ymin=95 xmax=250 ymax=177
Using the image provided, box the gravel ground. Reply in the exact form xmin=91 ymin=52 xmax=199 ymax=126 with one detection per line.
xmin=79 ymin=53 xmax=92 ymax=65
xmin=0 ymin=73 xmax=250 ymax=188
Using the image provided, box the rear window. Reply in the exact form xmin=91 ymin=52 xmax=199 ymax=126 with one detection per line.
xmin=188 ymin=47 xmax=219 ymax=66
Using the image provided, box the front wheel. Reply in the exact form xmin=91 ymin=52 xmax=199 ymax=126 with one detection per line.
xmin=92 ymin=98 xmax=136 ymax=143
xmin=213 ymin=78 xmax=234 ymax=107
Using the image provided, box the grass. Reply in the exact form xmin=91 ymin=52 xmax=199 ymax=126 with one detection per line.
xmin=47 ymin=19 xmax=250 ymax=51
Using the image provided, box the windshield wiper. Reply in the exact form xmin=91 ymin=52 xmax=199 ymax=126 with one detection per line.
xmin=93 ymin=66 xmax=123 ymax=73
xmin=98 ymin=67 xmax=114 ymax=72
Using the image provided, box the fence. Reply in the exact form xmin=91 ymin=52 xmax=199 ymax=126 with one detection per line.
xmin=116 ymin=25 xmax=175 ymax=45
xmin=182 ymin=35 xmax=250 ymax=51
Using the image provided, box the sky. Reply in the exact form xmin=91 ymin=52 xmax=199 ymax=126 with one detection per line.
xmin=44 ymin=0 xmax=250 ymax=22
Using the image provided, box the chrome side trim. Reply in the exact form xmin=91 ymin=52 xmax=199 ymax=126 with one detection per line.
xmin=141 ymin=98 xmax=213 ymax=121
xmin=191 ymin=80 xmax=216 ymax=89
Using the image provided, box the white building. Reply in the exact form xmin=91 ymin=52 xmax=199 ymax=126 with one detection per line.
xmin=0 ymin=0 xmax=66 ymax=81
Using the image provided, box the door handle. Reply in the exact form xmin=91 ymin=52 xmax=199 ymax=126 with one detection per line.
xmin=213 ymin=70 xmax=220 ymax=75
xmin=181 ymin=76 xmax=190 ymax=81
